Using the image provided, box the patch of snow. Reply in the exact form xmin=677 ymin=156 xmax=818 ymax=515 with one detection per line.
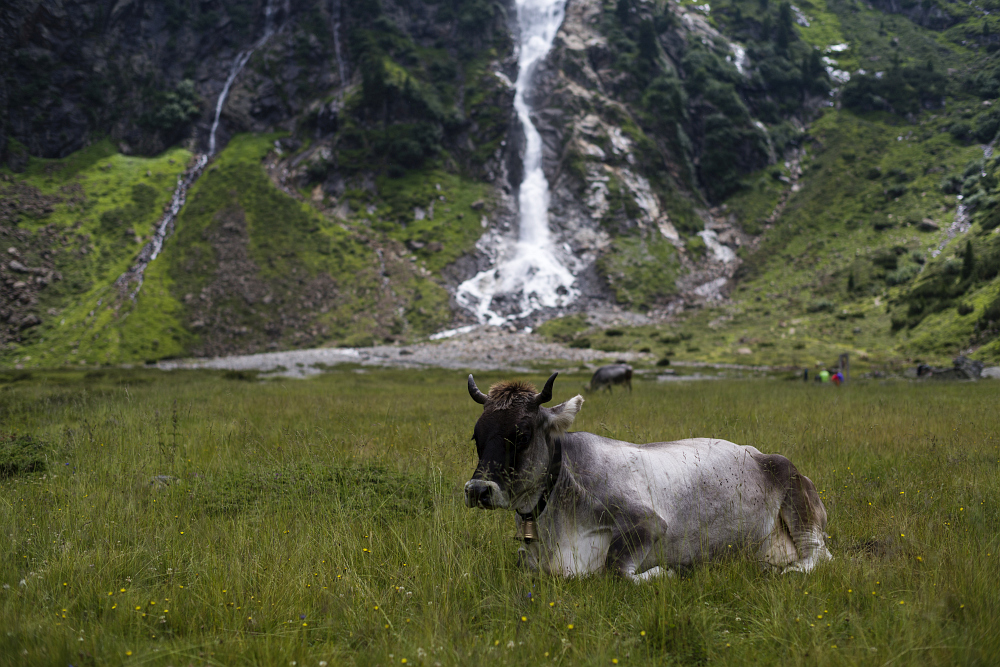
xmin=697 ymin=230 xmax=737 ymax=263
xmin=729 ymin=42 xmax=748 ymax=75
xmin=580 ymin=140 xmax=606 ymax=160
xmin=790 ymin=5 xmax=810 ymax=26
xmin=658 ymin=219 xmax=680 ymax=241
xmin=826 ymin=67 xmax=850 ymax=84
xmin=608 ymin=127 xmax=633 ymax=156
xmin=430 ymin=324 xmax=479 ymax=340
xmin=826 ymin=43 xmax=849 ymax=52
xmin=693 ymin=276 xmax=728 ymax=299
xmin=619 ymin=169 xmax=660 ymax=223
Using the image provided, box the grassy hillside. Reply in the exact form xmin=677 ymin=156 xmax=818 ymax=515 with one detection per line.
xmin=535 ymin=0 xmax=1000 ymax=367
xmin=5 ymin=0 xmax=1000 ymax=370
xmin=2 ymin=136 xmax=494 ymax=366
xmin=1 ymin=369 xmax=998 ymax=664
xmin=1 ymin=142 xmax=191 ymax=365
xmin=540 ymin=106 xmax=1000 ymax=369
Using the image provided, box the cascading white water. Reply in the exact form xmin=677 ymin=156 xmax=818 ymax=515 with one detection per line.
xmin=114 ymin=155 xmax=208 ymax=298
xmin=932 ymin=141 xmax=993 ymax=258
xmin=209 ymin=0 xmax=277 ymax=155
xmin=117 ymin=0 xmax=279 ymax=299
xmin=454 ymin=0 xmax=577 ymax=325
xmin=208 ymin=51 xmax=253 ymax=156
xmin=331 ymin=0 xmax=347 ymax=87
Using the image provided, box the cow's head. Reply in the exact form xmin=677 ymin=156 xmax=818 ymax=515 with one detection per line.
xmin=464 ymin=373 xmax=583 ymax=511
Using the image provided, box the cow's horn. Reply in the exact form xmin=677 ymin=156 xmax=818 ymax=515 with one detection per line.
xmin=468 ymin=374 xmax=488 ymax=404
xmin=534 ymin=372 xmax=558 ymax=406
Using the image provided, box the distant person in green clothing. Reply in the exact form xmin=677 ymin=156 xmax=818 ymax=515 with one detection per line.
xmin=819 ymin=369 xmax=830 ymax=383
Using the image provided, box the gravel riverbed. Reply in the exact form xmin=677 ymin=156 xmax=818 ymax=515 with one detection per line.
xmin=155 ymin=326 xmax=654 ymax=378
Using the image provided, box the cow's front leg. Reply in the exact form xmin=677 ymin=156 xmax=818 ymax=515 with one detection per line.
xmin=625 ymin=565 xmax=675 ymax=583
xmin=606 ymin=525 xmax=672 ymax=583
xmin=517 ymin=543 xmax=540 ymax=572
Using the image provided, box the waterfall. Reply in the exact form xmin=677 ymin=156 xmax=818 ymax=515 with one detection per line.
xmin=453 ymin=0 xmax=577 ymax=326
xmin=208 ymin=51 xmax=253 ymax=156
xmin=208 ymin=0 xmax=278 ymax=156
xmin=331 ymin=0 xmax=347 ymax=87
xmin=932 ymin=141 xmax=993 ymax=258
xmin=114 ymin=155 xmax=208 ymax=298
xmin=116 ymin=0 xmax=279 ymax=299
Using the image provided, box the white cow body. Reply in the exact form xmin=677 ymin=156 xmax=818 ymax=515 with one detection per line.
xmin=463 ymin=375 xmax=831 ymax=580
xmin=519 ymin=434 xmax=829 ymax=578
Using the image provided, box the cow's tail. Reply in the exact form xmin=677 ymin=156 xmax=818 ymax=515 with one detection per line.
xmin=778 ymin=466 xmax=832 ymax=573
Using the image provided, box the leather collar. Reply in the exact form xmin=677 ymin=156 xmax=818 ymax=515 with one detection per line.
xmin=517 ymin=436 xmax=562 ymax=528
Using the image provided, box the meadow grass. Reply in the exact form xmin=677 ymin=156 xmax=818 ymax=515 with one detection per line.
xmin=1 ymin=368 xmax=998 ymax=666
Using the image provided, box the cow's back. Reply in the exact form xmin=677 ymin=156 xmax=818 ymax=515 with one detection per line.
xmin=561 ymin=434 xmax=785 ymax=563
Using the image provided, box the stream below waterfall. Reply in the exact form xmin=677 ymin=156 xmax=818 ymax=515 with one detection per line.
xmin=454 ymin=0 xmax=578 ymax=326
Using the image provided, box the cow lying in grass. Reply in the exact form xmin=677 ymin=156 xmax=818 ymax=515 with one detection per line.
xmin=464 ymin=373 xmax=832 ymax=580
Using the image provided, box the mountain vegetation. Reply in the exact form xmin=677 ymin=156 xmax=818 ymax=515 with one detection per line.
xmin=2 ymin=0 xmax=999 ymax=368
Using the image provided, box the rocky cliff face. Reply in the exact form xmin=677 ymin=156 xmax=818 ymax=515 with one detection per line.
xmin=2 ymin=0 xmax=312 ymax=159
xmin=472 ymin=0 xmax=814 ymax=318
xmin=9 ymin=0 xmax=997 ymax=367
xmin=0 ymin=0 xmax=825 ymax=358
xmin=1 ymin=0 xmax=514 ymax=165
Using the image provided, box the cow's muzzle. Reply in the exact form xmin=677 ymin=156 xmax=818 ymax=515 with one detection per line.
xmin=464 ymin=480 xmax=507 ymax=509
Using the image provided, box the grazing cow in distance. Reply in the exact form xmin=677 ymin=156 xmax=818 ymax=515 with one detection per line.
xmin=587 ymin=363 xmax=632 ymax=392
xmin=464 ymin=373 xmax=832 ymax=580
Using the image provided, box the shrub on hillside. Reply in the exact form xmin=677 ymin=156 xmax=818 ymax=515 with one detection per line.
xmin=949 ymin=121 xmax=973 ymax=143
xmin=99 ymin=183 xmax=158 ymax=236
xmin=699 ymin=114 xmax=770 ymax=201
xmin=975 ymin=293 xmax=1000 ymax=342
xmin=807 ymin=299 xmax=835 ymax=312
xmin=842 ymin=64 xmax=947 ymax=115
xmin=974 ymin=107 xmax=1000 ymax=143
xmin=886 ymin=265 xmax=920 ymax=285
xmin=140 ymin=79 xmax=201 ymax=142
xmin=940 ymin=174 xmax=963 ymax=194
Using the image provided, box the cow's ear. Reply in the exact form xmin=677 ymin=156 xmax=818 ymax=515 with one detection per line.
xmin=541 ymin=395 xmax=584 ymax=436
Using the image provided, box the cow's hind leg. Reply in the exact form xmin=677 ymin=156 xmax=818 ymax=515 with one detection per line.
xmin=778 ymin=468 xmax=832 ymax=573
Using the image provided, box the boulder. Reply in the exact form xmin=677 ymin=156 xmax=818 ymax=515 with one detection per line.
xmin=917 ymin=218 xmax=939 ymax=232
xmin=953 ymin=355 xmax=984 ymax=379
xmin=927 ymin=355 xmax=984 ymax=380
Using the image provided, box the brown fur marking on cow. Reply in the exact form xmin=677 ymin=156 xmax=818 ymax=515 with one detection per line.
xmin=754 ymin=452 xmax=828 ymax=551
xmin=487 ymin=381 xmax=536 ymax=409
